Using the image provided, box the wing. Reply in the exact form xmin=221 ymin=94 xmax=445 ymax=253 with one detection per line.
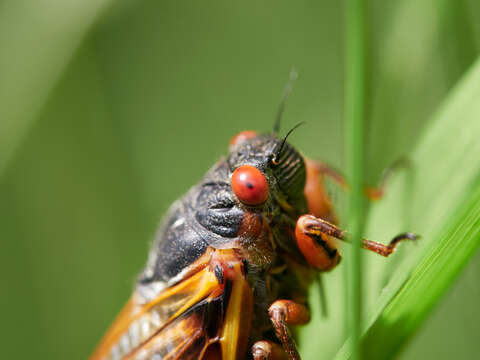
xmin=91 ymin=248 xmax=253 ymax=360
xmin=91 ymin=262 xmax=222 ymax=360
xmin=125 ymin=294 xmax=225 ymax=360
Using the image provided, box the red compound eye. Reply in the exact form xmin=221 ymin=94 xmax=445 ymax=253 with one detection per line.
xmin=231 ymin=165 xmax=269 ymax=205
xmin=229 ymin=130 xmax=257 ymax=150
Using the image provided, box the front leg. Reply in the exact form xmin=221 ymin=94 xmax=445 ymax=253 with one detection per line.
xmin=296 ymin=214 xmax=418 ymax=270
xmin=267 ymin=300 xmax=310 ymax=360
xmin=295 ymin=214 xmax=342 ymax=271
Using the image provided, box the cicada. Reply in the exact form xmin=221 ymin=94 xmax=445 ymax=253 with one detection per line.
xmin=91 ymin=115 xmax=416 ymax=360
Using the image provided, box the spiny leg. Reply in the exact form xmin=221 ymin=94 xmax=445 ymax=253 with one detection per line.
xmin=364 ymin=157 xmax=411 ymax=200
xmin=252 ymin=341 xmax=288 ymax=360
xmin=362 ymin=232 xmax=419 ymax=256
xmin=298 ymin=214 xmax=418 ymax=258
xmin=268 ymin=300 xmax=310 ymax=360
xmin=308 ymin=158 xmax=410 ymax=201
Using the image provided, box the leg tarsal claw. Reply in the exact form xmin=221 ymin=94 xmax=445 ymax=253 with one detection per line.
xmin=363 ymin=232 xmax=420 ymax=256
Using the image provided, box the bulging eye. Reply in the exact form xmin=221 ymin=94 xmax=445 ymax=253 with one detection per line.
xmin=229 ymin=130 xmax=257 ymax=150
xmin=231 ymin=165 xmax=269 ymax=205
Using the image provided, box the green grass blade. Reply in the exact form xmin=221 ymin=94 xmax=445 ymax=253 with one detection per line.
xmin=344 ymin=0 xmax=367 ymax=358
xmin=362 ymin=179 xmax=480 ymax=358
xmin=336 ymin=181 xmax=480 ymax=359
xmin=335 ymin=55 xmax=480 ymax=359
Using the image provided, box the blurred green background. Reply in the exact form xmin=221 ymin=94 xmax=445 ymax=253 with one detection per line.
xmin=1 ymin=1 xmax=479 ymax=359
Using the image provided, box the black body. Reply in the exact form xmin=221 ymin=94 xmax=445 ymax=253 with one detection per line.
xmin=138 ymin=134 xmax=309 ymax=314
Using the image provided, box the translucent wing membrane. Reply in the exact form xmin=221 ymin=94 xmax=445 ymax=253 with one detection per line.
xmin=92 ymin=249 xmax=253 ymax=360
xmin=91 ymin=266 xmax=221 ymax=360
xmin=126 ymin=295 xmax=224 ymax=360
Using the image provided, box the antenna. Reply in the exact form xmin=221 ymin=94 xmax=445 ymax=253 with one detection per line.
xmin=272 ymin=121 xmax=306 ymax=165
xmin=273 ymin=68 xmax=298 ymax=135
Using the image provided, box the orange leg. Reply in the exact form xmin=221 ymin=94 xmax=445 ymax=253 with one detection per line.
xmin=296 ymin=214 xmax=418 ymax=265
xmin=268 ymin=300 xmax=310 ymax=360
xmin=307 ymin=160 xmax=348 ymax=189
xmin=364 ymin=157 xmax=411 ymax=200
xmin=306 ymin=158 xmax=411 ymax=202
xmin=252 ymin=341 xmax=288 ymax=360
xmin=304 ymin=158 xmax=338 ymax=223
xmin=295 ymin=214 xmax=342 ymax=271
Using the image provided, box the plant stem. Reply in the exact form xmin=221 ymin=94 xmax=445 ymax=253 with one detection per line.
xmin=344 ymin=0 xmax=366 ymax=359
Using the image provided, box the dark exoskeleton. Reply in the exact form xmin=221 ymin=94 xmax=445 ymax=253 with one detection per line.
xmin=92 ymin=130 xmax=417 ymax=360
